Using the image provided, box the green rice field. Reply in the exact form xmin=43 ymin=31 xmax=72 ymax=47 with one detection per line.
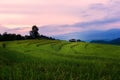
xmin=0 ymin=39 xmax=120 ymax=80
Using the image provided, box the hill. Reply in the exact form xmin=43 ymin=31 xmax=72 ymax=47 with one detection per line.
xmin=110 ymin=38 xmax=120 ymax=45
xmin=90 ymin=38 xmax=120 ymax=45
xmin=0 ymin=40 xmax=120 ymax=80
xmin=54 ymin=29 xmax=120 ymax=41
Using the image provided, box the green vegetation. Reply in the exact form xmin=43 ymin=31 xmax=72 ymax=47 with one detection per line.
xmin=0 ymin=40 xmax=120 ymax=80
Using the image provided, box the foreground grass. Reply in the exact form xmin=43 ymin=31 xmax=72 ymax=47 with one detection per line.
xmin=0 ymin=40 xmax=120 ymax=80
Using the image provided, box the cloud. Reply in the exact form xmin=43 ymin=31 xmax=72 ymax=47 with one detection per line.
xmin=5 ymin=15 xmax=120 ymax=36
xmin=76 ymin=0 xmax=120 ymax=22
xmin=0 ymin=0 xmax=120 ymax=37
xmin=73 ymin=17 xmax=120 ymax=28
xmin=0 ymin=0 xmax=109 ymax=27
xmin=39 ymin=25 xmax=82 ymax=36
xmin=6 ymin=27 xmax=31 ymax=35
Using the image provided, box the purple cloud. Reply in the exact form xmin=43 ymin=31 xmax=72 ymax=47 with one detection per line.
xmin=0 ymin=25 xmax=8 ymax=33
xmin=0 ymin=0 xmax=120 ymax=37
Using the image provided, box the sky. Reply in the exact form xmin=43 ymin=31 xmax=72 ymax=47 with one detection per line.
xmin=0 ymin=0 xmax=120 ymax=36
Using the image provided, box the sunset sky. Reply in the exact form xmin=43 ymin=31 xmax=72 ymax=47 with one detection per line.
xmin=0 ymin=0 xmax=120 ymax=36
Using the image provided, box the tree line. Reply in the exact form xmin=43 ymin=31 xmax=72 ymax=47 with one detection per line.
xmin=0 ymin=25 xmax=55 ymax=41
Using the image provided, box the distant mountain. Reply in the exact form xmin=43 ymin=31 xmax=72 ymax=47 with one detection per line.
xmin=90 ymin=38 xmax=120 ymax=45
xmin=90 ymin=40 xmax=109 ymax=44
xmin=110 ymin=38 xmax=120 ymax=45
xmin=54 ymin=29 xmax=120 ymax=41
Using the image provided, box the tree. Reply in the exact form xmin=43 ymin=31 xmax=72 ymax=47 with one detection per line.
xmin=69 ymin=39 xmax=76 ymax=42
xmin=2 ymin=32 xmax=8 ymax=41
xmin=16 ymin=34 xmax=23 ymax=40
xmin=30 ymin=25 xmax=40 ymax=38
xmin=0 ymin=34 xmax=2 ymax=41
xmin=77 ymin=39 xmax=81 ymax=42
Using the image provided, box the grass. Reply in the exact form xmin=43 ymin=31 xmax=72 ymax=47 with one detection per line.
xmin=0 ymin=39 xmax=120 ymax=80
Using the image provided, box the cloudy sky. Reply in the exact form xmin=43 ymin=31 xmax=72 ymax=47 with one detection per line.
xmin=0 ymin=0 xmax=120 ymax=36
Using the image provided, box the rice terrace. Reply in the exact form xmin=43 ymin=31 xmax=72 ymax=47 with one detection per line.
xmin=0 ymin=39 xmax=120 ymax=80
xmin=1 ymin=0 xmax=120 ymax=80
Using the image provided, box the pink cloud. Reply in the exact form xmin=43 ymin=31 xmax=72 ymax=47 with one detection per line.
xmin=7 ymin=27 xmax=31 ymax=35
xmin=0 ymin=25 xmax=8 ymax=33
xmin=0 ymin=0 xmax=120 ymax=36
xmin=0 ymin=0 xmax=109 ymax=28
xmin=39 ymin=25 xmax=83 ymax=36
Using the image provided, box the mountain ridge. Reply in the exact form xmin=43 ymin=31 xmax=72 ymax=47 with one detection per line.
xmin=54 ymin=29 xmax=120 ymax=41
